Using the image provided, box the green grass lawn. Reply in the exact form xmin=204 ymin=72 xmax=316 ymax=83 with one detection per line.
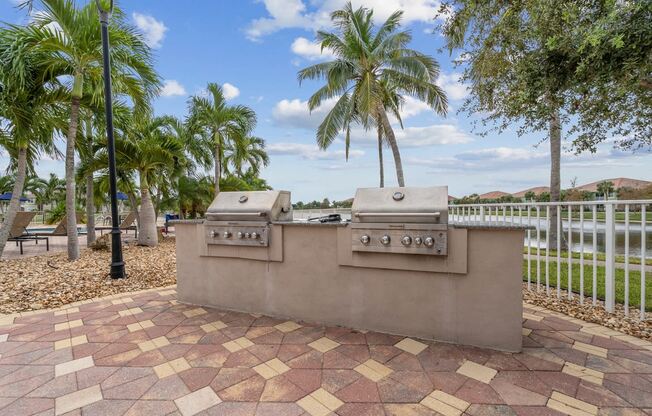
xmin=523 ymin=259 xmax=652 ymax=311
xmin=524 ymin=247 xmax=652 ymax=266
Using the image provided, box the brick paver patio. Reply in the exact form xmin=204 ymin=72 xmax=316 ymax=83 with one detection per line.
xmin=0 ymin=287 xmax=651 ymax=416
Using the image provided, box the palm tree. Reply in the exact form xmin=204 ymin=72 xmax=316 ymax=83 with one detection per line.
xmin=24 ymin=0 xmax=159 ymax=260
xmin=224 ymin=136 xmax=270 ymax=177
xmin=0 ymin=27 xmax=64 ymax=257
xmin=36 ymin=173 xmax=66 ymax=210
xmin=83 ymin=115 xmax=185 ymax=246
xmin=188 ymin=83 xmax=257 ymax=195
xmin=298 ymin=2 xmax=447 ymax=186
xmin=597 ymin=181 xmax=615 ymax=201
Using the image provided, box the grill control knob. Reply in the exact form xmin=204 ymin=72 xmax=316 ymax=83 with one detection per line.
xmin=210 ymin=230 xmax=217 ymax=238
xmin=360 ymin=234 xmax=370 ymax=245
xmin=245 ymin=232 xmax=251 ymax=239
xmin=223 ymin=231 xmax=232 ymax=238
xmin=424 ymin=237 xmax=435 ymax=247
xmin=380 ymin=235 xmax=391 ymax=245
xmin=237 ymin=231 xmax=244 ymax=239
xmin=414 ymin=236 xmax=423 ymax=246
xmin=401 ymin=236 xmax=412 ymax=246
xmin=251 ymin=232 xmax=259 ymax=239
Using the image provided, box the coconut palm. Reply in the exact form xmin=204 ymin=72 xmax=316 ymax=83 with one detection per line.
xmin=34 ymin=173 xmax=65 ymax=210
xmin=0 ymin=27 xmax=65 ymax=257
xmin=224 ymin=136 xmax=270 ymax=177
xmin=24 ymin=0 xmax=159 ymax=260
xmin=298 ymin=2 xmax=447 ymax=186
xmin=83 ymin=115 xmax=185 ymax=246
xmin=188 ymin=83 xmax=257 ymax=195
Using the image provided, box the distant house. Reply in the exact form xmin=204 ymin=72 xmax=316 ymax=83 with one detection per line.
xmin=574 ymin=178 xmax=651 ymax=193
xmin=477 ymin=191 xmax=510 ymax=200
xmin=512 ymin=186 xmax=550 ymax=199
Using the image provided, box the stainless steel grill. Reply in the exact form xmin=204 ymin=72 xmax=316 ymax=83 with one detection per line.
xmin=351 ymin=186 xmax=448 ymax=255
xmin=204 ymin=190 xmax=291 ymax=247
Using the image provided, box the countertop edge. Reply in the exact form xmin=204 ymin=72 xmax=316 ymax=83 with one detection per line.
xmin=169 ymin=219 xmax=532 ymax=230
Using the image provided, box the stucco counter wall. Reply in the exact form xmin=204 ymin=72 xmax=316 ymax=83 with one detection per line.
xmin=174 ymin=221 xmax=525 ymax=352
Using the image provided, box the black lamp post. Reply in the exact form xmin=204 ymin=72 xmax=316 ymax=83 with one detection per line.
xmin=96 ymin=0 xmax=125 ymax=279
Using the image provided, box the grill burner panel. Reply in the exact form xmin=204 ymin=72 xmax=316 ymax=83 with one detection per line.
xmin=351 ymin=224 xmax=447 ymax=255
xmin=351 ymin=186 xmax=449 ymax=256
xmin=204 ymin=222 xmax=269 ymax=247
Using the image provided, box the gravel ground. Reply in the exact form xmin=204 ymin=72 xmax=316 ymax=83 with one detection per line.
xmin=0 ymin=237 xmax=176 ymax=314
xmin=523 ymin=283 xmax=651 ymax=340
xmin=2 ymin=238 xmax=649 ymax=341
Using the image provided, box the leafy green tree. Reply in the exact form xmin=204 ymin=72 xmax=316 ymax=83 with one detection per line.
xmin=298 ymin=2 xmax=447 ymax=186
xmin=24 ymin=0 xmax=159 ymax=259
xmin=441 ymin=0 xmax=652 ymax=247
xmin=0 ymin=27 xmax=64 ymax=257
xmin=524 ymin=191 xmax=536 ymax=202
xmin=188 ymin=83 xmax=257 ymax=195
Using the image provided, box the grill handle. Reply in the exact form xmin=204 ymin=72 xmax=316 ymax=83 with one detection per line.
xmin=354 ymin=212 xmax=441 ymax=218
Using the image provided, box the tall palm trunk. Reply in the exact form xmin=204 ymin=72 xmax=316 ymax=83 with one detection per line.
xmin=137 ymin=175 xmax=158 ymax=247
xmin=0 ymin=147 xmax=28 ymax=257
xmin=84 ymin=119 xmax=96 ymax=246
xmin=65 ymin=93 xmax=81 ymax=260
xmin=548 ymin=105 xmax=564 ymax=250
xmin=214 ymin=143 xmax=221 ymax=195
xmin=377 ymin=123 xmax=384 ymax=188
xmin=378 ymin=108 xmax=405 ymax=187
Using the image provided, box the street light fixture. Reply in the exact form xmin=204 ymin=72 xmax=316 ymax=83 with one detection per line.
xmin=96 ymin=0 xmax=125 ymax=279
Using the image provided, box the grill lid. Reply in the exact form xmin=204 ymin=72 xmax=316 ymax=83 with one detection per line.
xmin=205 ymin=190 xmax=292 ymax=222
xmin=351 ymin=186 xmax=448 ymax=224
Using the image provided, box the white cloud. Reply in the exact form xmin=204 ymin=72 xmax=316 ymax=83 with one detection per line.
xmin=160 ymin=80 xmax=186 ymax=97
xmin=291 ymin=37 xmax=335 ymax=60
xmin=222 ymin=83 xmax=240 ymax=100
xmin=247 ymin=0 xmax=442 ymax=40
xmin=398 ymin=96 xmax=431 ymax=119
xmin=132 ymin=12 xmax=167 ymax=49
xmin=395 ymin=125 xmax=473 ymax=147
xmin=436 ymin=72 xmax=469 ymax=101
xmin=272 ymin=97 xmax=339 ymax=129
xmin=405 ymin=145 xmax=648 ymax=174
xmin=267 ymin=142 xmax=364 ymax=160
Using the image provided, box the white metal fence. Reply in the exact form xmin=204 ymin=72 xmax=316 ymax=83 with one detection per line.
xmin=295 ymin=200 xmax=651 ymax=320
xmin=450 ymin=200 xmax=650 ymax=320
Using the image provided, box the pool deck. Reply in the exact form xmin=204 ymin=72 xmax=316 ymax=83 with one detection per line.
xmin=0 ymin=286 xmax=651 ymax=416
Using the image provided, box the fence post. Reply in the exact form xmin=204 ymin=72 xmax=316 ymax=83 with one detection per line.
xmin=480 ymin=206 xmax=486 ymax=222
xmin=604 ymin=203 xmax=616 ymax=312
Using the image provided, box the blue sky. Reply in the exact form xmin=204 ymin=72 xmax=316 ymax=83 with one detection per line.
xmin=1 ymin=0 xmax=650 ymax=202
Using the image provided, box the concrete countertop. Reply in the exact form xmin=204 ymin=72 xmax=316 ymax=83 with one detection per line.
xmin=170 ymin=219 xmax=532 ymax=229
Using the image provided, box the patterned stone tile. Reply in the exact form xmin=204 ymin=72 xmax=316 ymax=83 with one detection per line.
xmin=307 ymin=337 xmax=340 ymax=353
xmin=174 ymin=386 xmax=221 ymax=415
xmin=54 ymin=384 xmax=102 ymax=415
xmin=547 ymin=391 xmax=598 ymax=416
xmin=395 ymin=338 xmax=428 ymax=356
xmin=274 ymin=321 xmax=302 ymax=333
xmin=456 ymin=360 xmax=497 ymax=384
xmin=253 ymin=358 xmax=291 ymax=379
xmin=297 ymin=387 xmax=343 ymax=416
xmin=355 ymin=359 xmax=393 ymax=382
xmin=54 ymin=356 xmax=94 ymax=377
xmin=222 ymin=337 xmax=254 ymax=353
xmin=563 ymin=362 xmax=604 ymax=385
xmin=421 ymin=389 xmax=470 ymax=416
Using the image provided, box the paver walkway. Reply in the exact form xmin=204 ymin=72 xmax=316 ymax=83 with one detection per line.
xmin=0 ymin=287 xmax=651 ymax=416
